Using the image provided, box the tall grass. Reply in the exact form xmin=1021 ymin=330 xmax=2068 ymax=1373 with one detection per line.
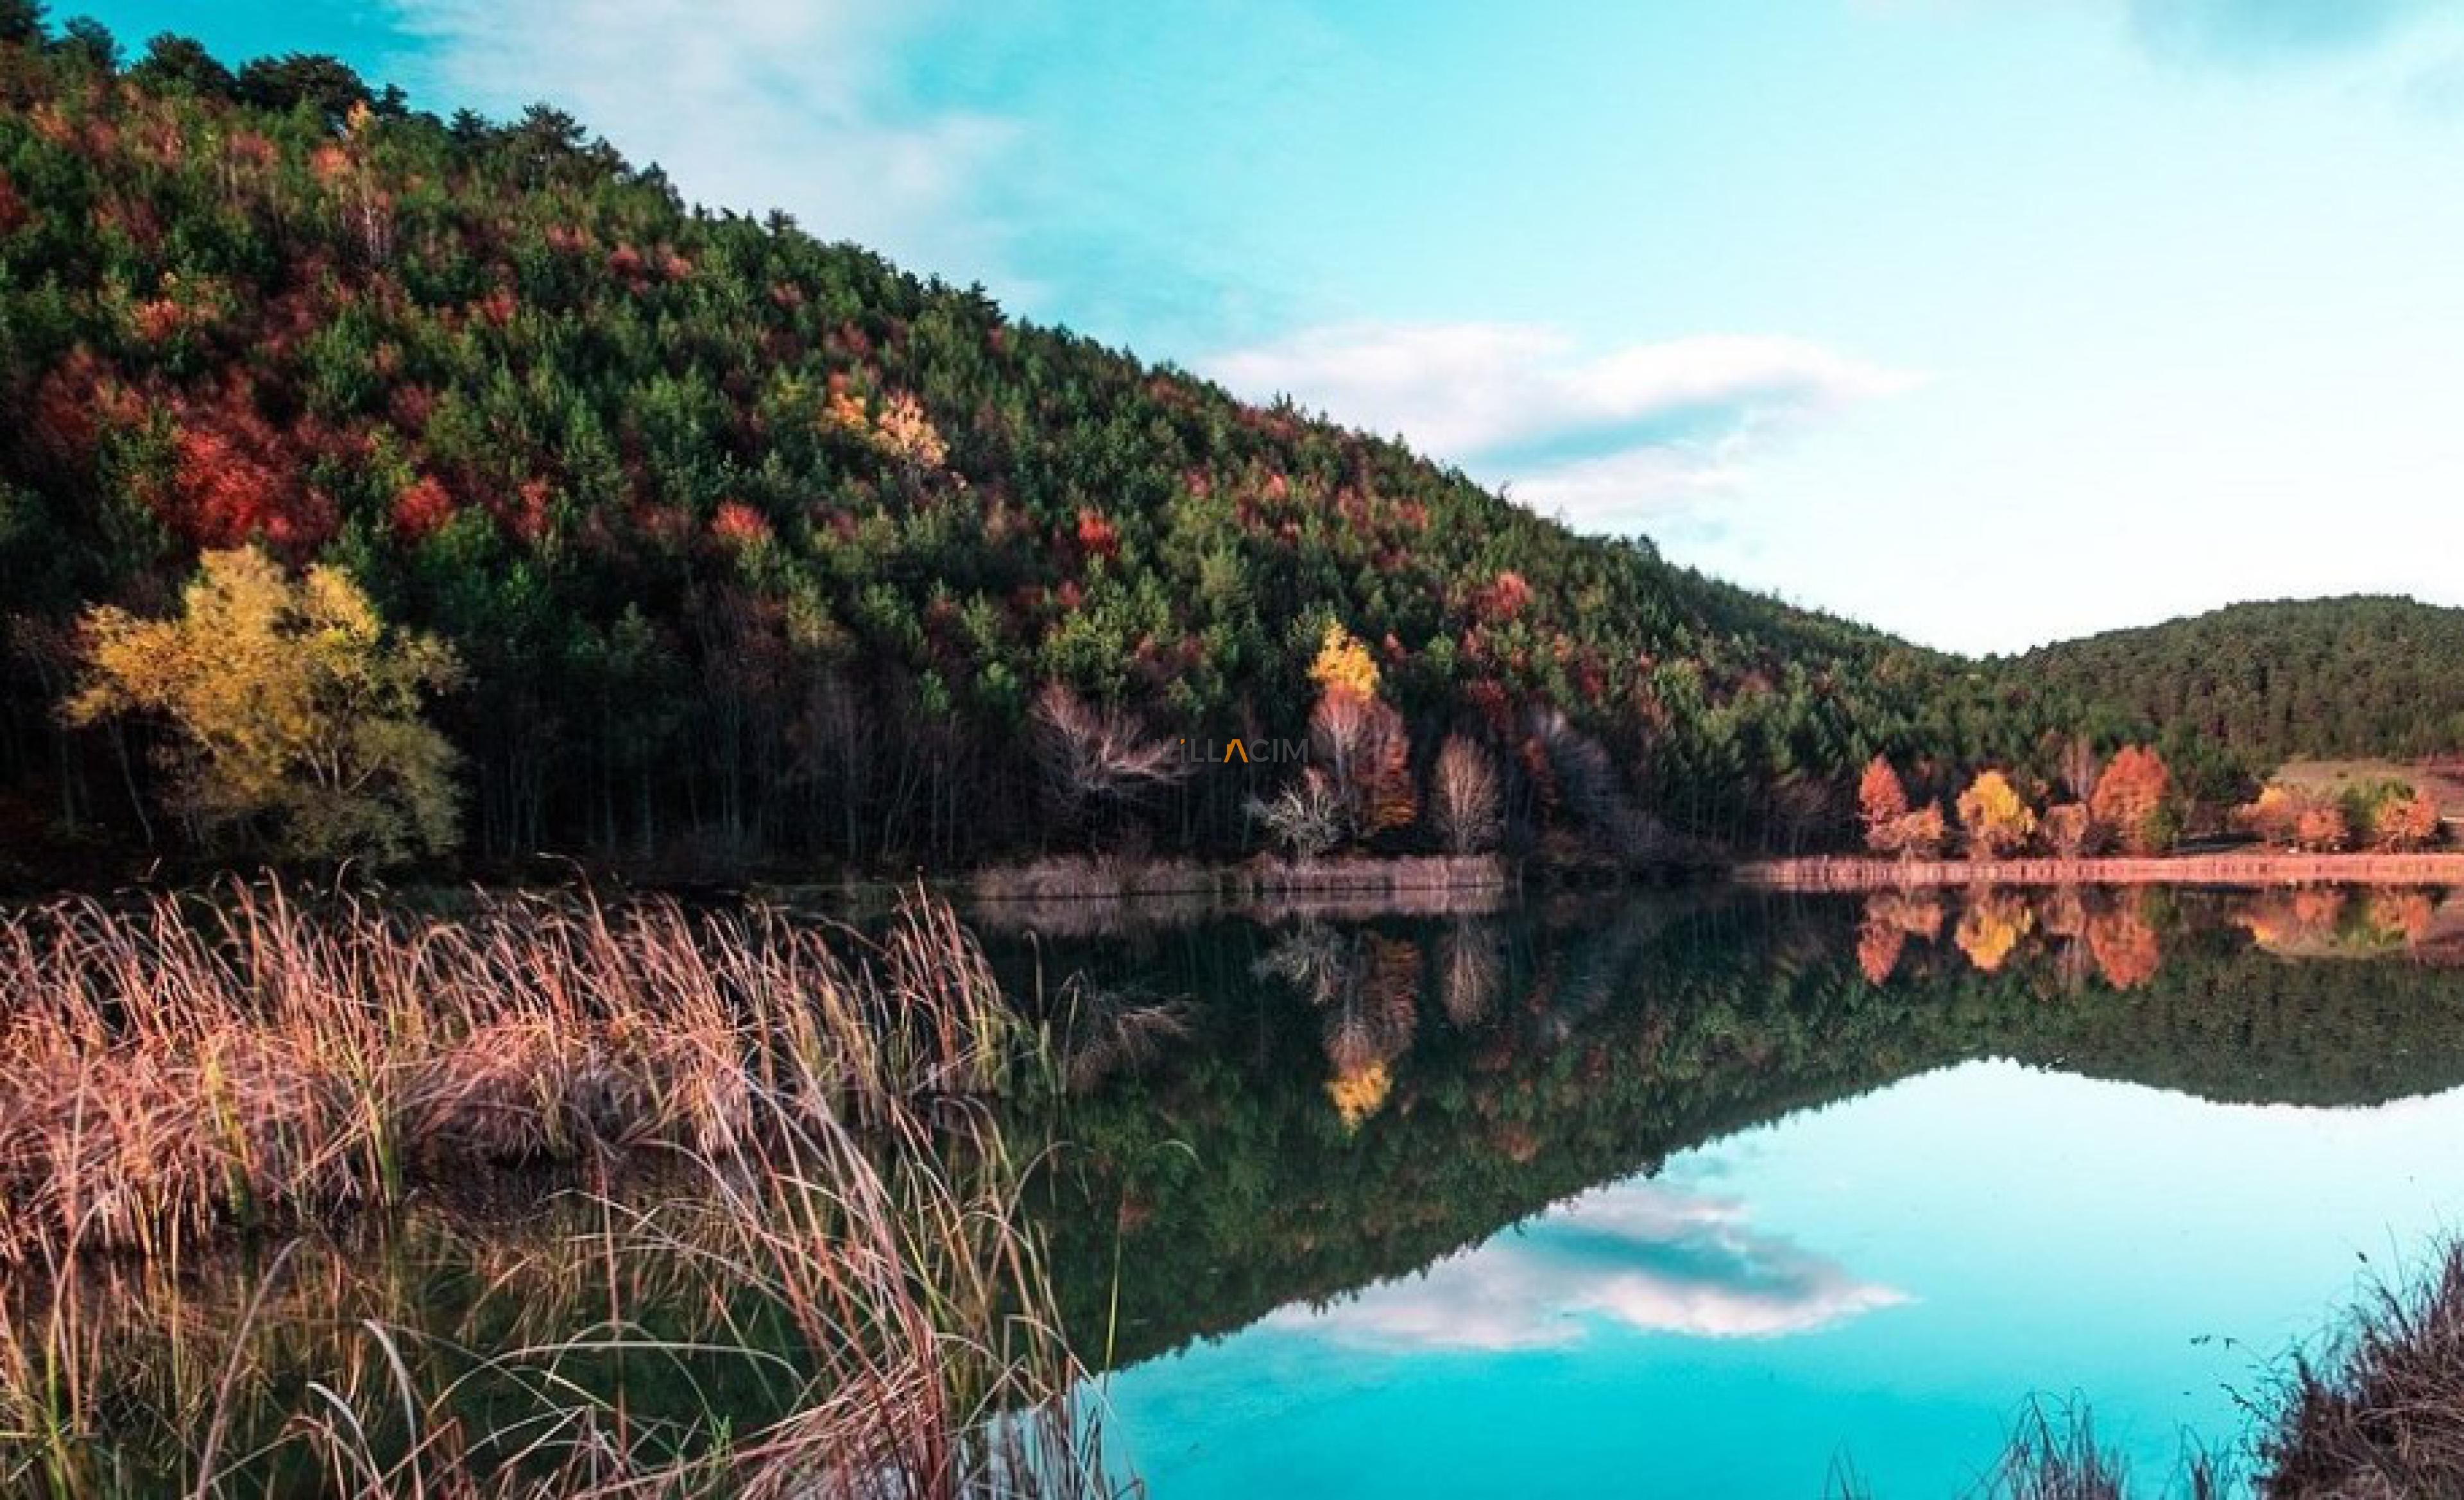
xmin=0 ymin=882 xmax=1134 ymax=1498
xmin=2262 ymin=1242 xmax=2464 ymax=1496
xmin=0 ymin=883 xmax=1038 ymax=1260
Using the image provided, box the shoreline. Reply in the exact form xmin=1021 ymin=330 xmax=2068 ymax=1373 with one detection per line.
xmin=1734 ymin=851 xmax=2464 ymax=891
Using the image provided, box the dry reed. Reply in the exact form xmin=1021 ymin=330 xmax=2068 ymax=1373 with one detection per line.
xmin=2261 ymin=1242 xmax=2464 ymax=1497
xmin=0 ymin=880 xmax=1132 ymax=1497
xmin=0 ymin=882 xmax=1034 ymax=1263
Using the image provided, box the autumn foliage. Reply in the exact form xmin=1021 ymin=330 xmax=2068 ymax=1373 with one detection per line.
xmin=2369 ymin=785 xmax=2442 ymax=851
xmin=1302 ymin=624 xmax=1416 ymax=844
xmin=1859 ymin=756 xmax=1946 ymax=858
xmin=1954 ymin=891 xmax=2035 ymax=972
xmin=1955 ymin=770 xmax=2037 ymax=859
xmin=65 ymin=547 xmax=463 ymax=865
xmin=2088 ymin=744 xmax=2173 ymax=855
xmin=1858 ymin=756 xmax=1908 ymax=839
xmin=2234 ymin=778 xmax=2442 ymax=853
xmin=2084 ymin=899 xmax=2162 ymax=990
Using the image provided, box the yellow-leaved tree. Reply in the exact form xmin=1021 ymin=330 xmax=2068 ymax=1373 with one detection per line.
xmin=65 ymin=547 xmax=465 ymax=866
xmin=1955 ymin=769 xmax=2037 ymax=860
xmin=1301 ymin=622 xmax=1415 ymax=841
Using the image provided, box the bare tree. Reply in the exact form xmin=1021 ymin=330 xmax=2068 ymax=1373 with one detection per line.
xmin=1429 ymin=733 xmax=1503 ymax=854
xmin=1246 ymin=768 xmax=1346 ymax=858
xmin=2056 ymin=735 xmax=2102 ymax=806
xmin=1309 ymin=687 xmax=1414 ymax=840
xmin=1030 ymin=681 xmax=1186 ymax=826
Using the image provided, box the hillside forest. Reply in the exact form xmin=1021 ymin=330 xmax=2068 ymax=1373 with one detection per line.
xmin=1 ymin=16 xmax=2458 ymax=882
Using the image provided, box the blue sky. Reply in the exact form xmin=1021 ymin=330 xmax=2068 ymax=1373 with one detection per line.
xmin=74 ymin=0 xmax=2464 ymax=653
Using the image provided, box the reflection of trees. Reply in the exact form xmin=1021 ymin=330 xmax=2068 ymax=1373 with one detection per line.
xmin=1856 ymin=891 xmax=1945 ymax=984
xmin=1028 ymin=889 xmax=2464 ymax=1371
xmin=2365 ymin=889 xmax=2434 ymax=945
xmin=1437 ymin=920 xmax=1507 ymax=1028
xmin=2230 ymin=885 xmax=2443 ymax=957
xmin=2083 ymin=896 xmax=2161 ymax=991
xmin=1258 ymin=925 xmax=1423 ymax=1128
xmin=1955 ymin=890 xmax=2035 ymax=973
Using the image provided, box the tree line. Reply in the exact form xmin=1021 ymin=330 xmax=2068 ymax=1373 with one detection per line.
xmin=1856 ymin=744 xmax=2445 ymax=862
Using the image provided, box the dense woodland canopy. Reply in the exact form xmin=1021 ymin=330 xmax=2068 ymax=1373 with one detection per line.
xmin=0 ymin=19 xmax=2454 ymax=878
xmin=2005 ymin=597 xmax=2464 ymax=766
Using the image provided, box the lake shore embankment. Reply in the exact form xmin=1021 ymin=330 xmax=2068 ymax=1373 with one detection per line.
xmin=1736 ymin=851 xmax=2464 ymax=891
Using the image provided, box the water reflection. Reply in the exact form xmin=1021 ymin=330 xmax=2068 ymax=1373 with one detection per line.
xmin=1015 ymin=885 xmax=2464 ymax=1395
xmin=1844 ymin=883 xmax=2452 ymax=986
xmin=21 ymin=883 xmax=2464 ymax=1496
xmin=1263 ymin=1177 xmax=1908 ymax=1351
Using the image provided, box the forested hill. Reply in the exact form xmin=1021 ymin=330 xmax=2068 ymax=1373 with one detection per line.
xmin=0 ymin=22 xmax=2027 ymax=876
xmin=0 ymin=24 xmax=2447 ymax=882
xmin=2002 ymin=597 xmax=2464 ymax=766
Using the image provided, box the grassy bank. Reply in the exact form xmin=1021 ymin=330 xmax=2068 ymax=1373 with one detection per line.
xmin=0 ymin=882 xmax=1136 ymax=1497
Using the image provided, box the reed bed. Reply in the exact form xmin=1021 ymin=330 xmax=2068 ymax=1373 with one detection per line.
xmin=0 ymin=881 xmax=1133 ymax=1497
xmin=973 ymin=852 xmax=1511 ymax=905
xmin=970 ymin=853 xmax=1512 ymax=936
xmin=0 ymin=882 xmax=1037 ymax=1262
xmin=2261 ymin=1241 xmax=2464 ymax=1496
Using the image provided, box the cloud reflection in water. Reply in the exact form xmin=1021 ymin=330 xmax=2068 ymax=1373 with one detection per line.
xmin=1265 ymin=1177 xmax=1908 ymax=1351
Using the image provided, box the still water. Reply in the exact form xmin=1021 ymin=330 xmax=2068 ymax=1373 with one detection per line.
xmin=22 ymin=884 xmax=2464 ymax=1495
xmin=1000 ymin=885 xmax=2464 ymax=1496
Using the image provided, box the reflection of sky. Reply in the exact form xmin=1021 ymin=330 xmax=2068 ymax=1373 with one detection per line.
xmin=1104 ymin=1061 xmax=2464 ymax=1499
xmin=1266 ymin=1178 xmax=1908 ymax=1351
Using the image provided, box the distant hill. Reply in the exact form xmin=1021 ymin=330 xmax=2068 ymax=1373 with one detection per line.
xmin=2003 ymin=597 xmax=2464 ymax=771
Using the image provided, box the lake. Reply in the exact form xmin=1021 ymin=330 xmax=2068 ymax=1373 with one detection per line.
xmin=14 ymin=882 xmax=2464 ymax=1496
xmin=993 ymin=884 xmax=2464 ymax=1496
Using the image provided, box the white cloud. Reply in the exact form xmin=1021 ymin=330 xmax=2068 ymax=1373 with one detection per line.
xmin=1265 ymin=1178 xmax=1909 ymax=1352
xmin=1206 ymin=322 xmax=1915 ymax=525
xmin=388 ymin=0 xmax=1018 ymax=286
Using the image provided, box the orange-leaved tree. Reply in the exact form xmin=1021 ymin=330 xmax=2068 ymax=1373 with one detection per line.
xmin=1858 ymin=755 xmax=1946 ymax=858
xmin=1858 ymin=756 xmax=1909 ymax=849
xmin=2368 ymin=784 xmax=2442 ymax=851
xmin=2089 ymin=744 xmax=2173 ymax=855
xmin=2293 ymin=799 xmax=2351 ymax=852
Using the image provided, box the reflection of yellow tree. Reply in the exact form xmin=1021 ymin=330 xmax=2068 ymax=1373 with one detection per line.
xmin=1317 ymin=934 xmax=1421 ymax=1129
xmin=1326 ymin=1061 xmax=1392 ymax=1130
xmin=1955 ymin=891 xmax=2035 ymax=973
